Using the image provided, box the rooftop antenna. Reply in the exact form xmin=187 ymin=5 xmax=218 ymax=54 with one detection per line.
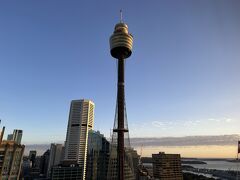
xmin=120 ymin=9 xmax=123 ymax=23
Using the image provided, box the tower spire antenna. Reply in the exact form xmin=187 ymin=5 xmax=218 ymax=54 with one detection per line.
xmin=120 ymin=9 xmax=123 ymax=23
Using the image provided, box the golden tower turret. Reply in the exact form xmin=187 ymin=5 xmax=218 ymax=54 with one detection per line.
xmin=110 ymin=22 xmax=133 ymax=59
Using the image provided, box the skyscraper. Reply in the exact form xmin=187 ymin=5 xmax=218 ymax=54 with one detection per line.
xmin=7 ymin=134 xmax=13 ymax=141
xmin=12 ymin=129 xmax=23 ymax=144
xmin=107 ymin=13 xmax=135 ymax=180
xmin=29 ymin=150 xmax=37 ymax=168
xmin=6 ymin=129 xmax=23 ymax=144
xmin=64 ymin=99 xmax=95 ymax=180
xmin=86 ymin=130 xmax=110 ymax=180
xmin=47 ymin=143 xmax=63 ymax=177
xmin=39 ymin=149 xmax=50 ymax=177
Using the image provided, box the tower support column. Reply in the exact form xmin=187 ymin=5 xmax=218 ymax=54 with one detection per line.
xmin=117 ymin=58 xmax=125 ymax=180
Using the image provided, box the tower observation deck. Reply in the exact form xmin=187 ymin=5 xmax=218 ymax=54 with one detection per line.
xmin=107 ymin=15 xmax=135 ymax=180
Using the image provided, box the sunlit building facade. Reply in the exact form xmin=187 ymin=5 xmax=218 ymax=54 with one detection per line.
xmin=0 ymin=140 xmax=25 ymax=180
xmin=152 ymin=152 xmax=183 ymax=180
xmin=64 ymin=99 xmax=95 ymax=180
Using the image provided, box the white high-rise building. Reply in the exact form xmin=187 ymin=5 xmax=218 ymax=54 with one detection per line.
xmin=64 ymin=99 xmax=95 ymax=180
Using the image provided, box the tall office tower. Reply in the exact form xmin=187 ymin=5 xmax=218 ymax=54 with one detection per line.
xmin=107 ymin=13 xmax=134 ymax=180
xmin=86 ymin=130 xmax=110 ymax=180
xmin=12 ymin=129 xmax=23 ymax=144
xmin=129 ymin=148 xmax=140 ymax=179
xmin=0 ymin=141 xmax=25 ymax=179
xmin=47 ymin=143 xmax=63 ymax=177
xmin=29 ymin=150 xmax=37 ymax=168
xmin=152 ymin=152 xmax=183 ymax=180
xmin=64 ymin=99 xmax=95 ymax=180
xmin=60 ymin=146 xmax=65 ymax=162
xmin=39 ymin=149 xmax=50 ymax=177
xmin=7 ymin=134 xmax=13 ymax=140
xmin=7 ymin=130 xmax=23 ymax=144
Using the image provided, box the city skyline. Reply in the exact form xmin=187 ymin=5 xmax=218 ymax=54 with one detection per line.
xmin=0 ymin=1 xmax=240 ymax=158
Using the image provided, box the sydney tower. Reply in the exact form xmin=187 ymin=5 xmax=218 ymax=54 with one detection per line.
xmin=107 ymin=14 xmax=135 ymax=180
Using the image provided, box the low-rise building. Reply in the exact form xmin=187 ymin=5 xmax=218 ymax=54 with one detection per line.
xmin=51 ymin=163 xmax=83 ymax=180
xmin=152 ymin=152 xmax=183 ymax=180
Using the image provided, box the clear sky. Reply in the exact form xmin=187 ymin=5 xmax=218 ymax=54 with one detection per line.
xmin=0 ymin=0 xmax=240 ymax=144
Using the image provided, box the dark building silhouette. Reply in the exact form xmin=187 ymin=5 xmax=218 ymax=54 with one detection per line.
xmin=86 ymin=130 xmax=109 ymax=180
xmin=51 ymin=163 xmax=82 ymax=180
xmin=129 ymin=148 xmax=140 ymax=179
xmin=29 ymin=150 xmax=37 ymax=168
xmin=39 ymin=149 xmax=50 ymax=177
xmin=47 ymin=143 xmax=63 ymax=177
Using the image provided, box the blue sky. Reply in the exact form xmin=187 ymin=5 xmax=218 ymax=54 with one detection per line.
xmin=0 ymin=0 xmax=240 ymax=144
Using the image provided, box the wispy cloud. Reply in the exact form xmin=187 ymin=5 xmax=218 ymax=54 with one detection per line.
xmin=151 ymin=117 xmax=235 ymax=129
xmin=183 ymin=120 xmax=201 ymax=127
xmin=208 ymin=117 xmax=235 ymax=123
xmin=128 ymin=117 xmax=238 ymax=137
xmin=151 ymin=121 xmax=164 ymax=127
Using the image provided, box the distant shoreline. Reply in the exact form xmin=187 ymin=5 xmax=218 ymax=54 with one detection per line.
xmin=182 ymin=160 xmax=207 ymax=164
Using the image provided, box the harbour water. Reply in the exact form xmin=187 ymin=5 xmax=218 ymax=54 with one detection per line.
xmin=143 ymin=159 xmax=240 ymax=179
xmin=183 ymin=160 xmax=240 ymax=171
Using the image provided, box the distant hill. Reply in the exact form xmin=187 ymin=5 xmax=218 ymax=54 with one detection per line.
xmin=131 ymin=134 xmax=240 ymax=146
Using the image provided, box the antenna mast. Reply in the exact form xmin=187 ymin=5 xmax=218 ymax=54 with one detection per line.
xmin=120 ymin=9 xmax=123 ymax=23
